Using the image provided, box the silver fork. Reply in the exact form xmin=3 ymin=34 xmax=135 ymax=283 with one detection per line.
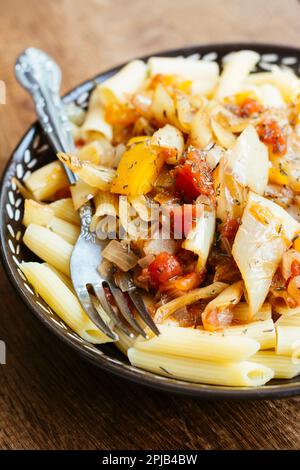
xmin=15 ymin=47 xmax=159 ymax=341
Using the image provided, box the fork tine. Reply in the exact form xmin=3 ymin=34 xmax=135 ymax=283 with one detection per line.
xmin=76 ymin=285 xmax=118 ymax=341
xmin=108 ymin=283 xmax=148 ymax=338
xmin=128 ymin=289 xmax=160 ymax=336
xmin=93 ymin=283 xmax=135 ymax=338
xmin=114 ymin=271 xmax=160 ymax=336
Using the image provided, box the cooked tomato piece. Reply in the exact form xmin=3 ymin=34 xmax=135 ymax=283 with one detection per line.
xmin=291 ymin=260 xmax=300 ymax=277
xmin=238 ymin=98 xmax=264 ymax=118
xmin=256 ymin=119 xmax=287 ymax=155
xmin=75 ymin=138 xmax=86 ymax=147
xmin=159 ymin=271 xmax=204 ymax=293
xmin=175 ymin=148 xmax=215 ymax=203
xmin=148 ymin=252 xmax=183 ymax=287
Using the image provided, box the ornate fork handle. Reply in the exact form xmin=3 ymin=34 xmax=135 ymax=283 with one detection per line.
xmin=15 ymin=47 xmax=77 ymax=185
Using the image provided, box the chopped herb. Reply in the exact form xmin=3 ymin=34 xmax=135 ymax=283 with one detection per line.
xmin=160 ymin=366 xmax=172 ymax=375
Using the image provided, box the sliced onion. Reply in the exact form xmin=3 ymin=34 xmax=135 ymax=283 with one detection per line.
xmin=102 ymin=240 xmax=138 ymax=272
xmin=98 ymin=259 xmax=114 ymax=279
xmin=143 ymin=238 xmax=179 ymax=256
xmin=138 ymin=254 xmax=155 ymax=268
xmin=202 ymin=307 xmax=233 ymax=331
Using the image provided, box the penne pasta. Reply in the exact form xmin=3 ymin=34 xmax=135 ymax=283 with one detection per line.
xmin=221 ymin=319 xmax=276 ymax=350
xmin=276 ymin=325 xmax=300 ymax=360
xmin=47 ymin=216 xmax=80 ymax=245
xmin=24 ymin=161 xmax=68 ymax=201
xmin=154 ymin=282 xmax=228 ymax=323
xmin=134 ymin=324 xmax=260 ymax=362
xmin=23 ymin=199 xmax=79 ymax=244
xmin=99 ymin=60 xmax=148 ymax=106
xmin=276 ymin=312 xmax=300 ymax=327
xmin=148 ymin=57 xmax=219 ymax=95
xmin=232 ymin=302 xmax=272 ymax=323
xmin=115 ymin=329 xmax=136 ymax=355
xmin=23 ymin=224 xmax=72 ymax=276
xmin=90 ymin=191 xmax=119 ymax=232
xmin=21 ymin=262 xmax=112 ymax=344
xmin=23 ymin=199 xmax=54 ymax=227
xmin=49 ymin=198 xmax=80 ymax=226
xmin=251 ymin=351 xmax=300 ymax=379
xmin=45 ymin=263 xmax=73 ymax=290
xmin=201 ymin=281 xmax=244 ymax=331
xmin=81 ymin=86 xmax=113 ymax=140
xmin=128 ymin=348 xmax=274 ymax=387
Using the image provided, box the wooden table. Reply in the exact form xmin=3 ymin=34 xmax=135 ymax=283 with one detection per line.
xmin=1 ymin=0 xmax=300 ymax=450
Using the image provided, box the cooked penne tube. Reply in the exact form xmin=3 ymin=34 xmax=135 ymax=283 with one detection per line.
xmin=23 ymin=200 xmax=79 ymax=244
xmin=201 ymin=281 xmax=244 ymax=331
xmin=276 ymin=312 xmax=300 ymax=327
xmin=21 ymin=262 xmax=111 ymax=344
xmin=24 ymin=161 xmax=69 ymax=201
xmin=276 ymin=326 xmax=300 ymax=360
xmin=148 ymin=57 xmax=219 ymax=95
xmin=23 ymin=199 xmax=54 ymax=227
xmin=251 ymin=351 xmax=300 ymax=379
xmin=81 ymin=86 xmax=113 ymax=140
xmin=47 ymin=217 xmax=80 ymax=245
xmin=23 ymin=224 xmax=72 ymax=276
xmin=128 ymin=195 xmax=151 ymax=222
xmin=116 ymin=329 xmax=136 ymax=355
xmin=128 ymin=348 xmax=274 ymax=386
xmin=221 ymin=319 xmax=276 ymax=350
xmin=154 ymin=282 xmax=228 ymax=323
xmin=45 ymin=263 xmax=73 ymax=290
xmin=215 ymin=50 xmax=260 ymax=100
xmin=90 ymin=191 xmax=119 ymax=232
xmin=134 ymin=325 xmax=259 ymax=362
xmin=232 ymin=302 xmax=272 ymax=323
xmin=99 ymin=60 xmax=148 ymax=106
xmin=49 ymin=198 xmax=80 ymax=226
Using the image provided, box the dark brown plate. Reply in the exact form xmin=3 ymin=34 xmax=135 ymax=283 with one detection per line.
xmin=2 ymin=43 xmax=300 ymax=399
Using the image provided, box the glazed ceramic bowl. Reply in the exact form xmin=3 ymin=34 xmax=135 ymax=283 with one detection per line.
xmin=2 ymin=43 xmax=300 ymax=399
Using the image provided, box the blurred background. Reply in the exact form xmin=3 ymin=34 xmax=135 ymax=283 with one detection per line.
xmin=1 ymin=0 xmax=300 ymax=450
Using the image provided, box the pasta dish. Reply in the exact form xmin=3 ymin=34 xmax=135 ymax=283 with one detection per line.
xmin=17 ymin=50 xmax=300 ymax=387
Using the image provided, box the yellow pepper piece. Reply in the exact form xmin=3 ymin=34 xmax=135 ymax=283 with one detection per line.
xmin=111 ymin=139 xmax=165 ymax=196
xmin=269 ymin=167 xmax=289 ymax=186
xmin=294 ymin=236 xmax=300 ymax=253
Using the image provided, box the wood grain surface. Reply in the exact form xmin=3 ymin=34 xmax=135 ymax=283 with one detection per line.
xmin=1 ymin=0 xmax=300 ymax=450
